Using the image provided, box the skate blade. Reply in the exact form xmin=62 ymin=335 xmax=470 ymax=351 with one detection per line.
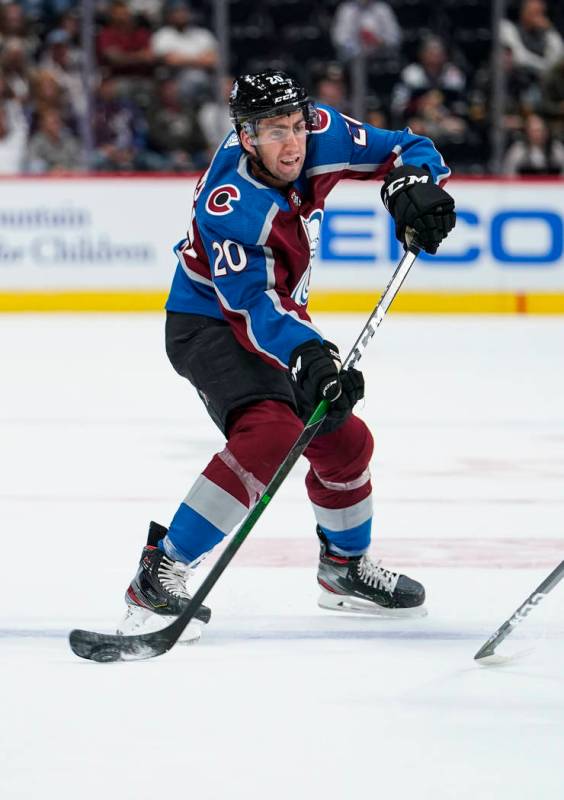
xmin=318 ymin=591 xmax=428 ymax=619
xmin=117 ymin=605 xmax=201 ymax=644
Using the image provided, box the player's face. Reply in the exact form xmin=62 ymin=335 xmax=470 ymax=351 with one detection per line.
xmin=243 ymin=111 xmax=307 ymax=186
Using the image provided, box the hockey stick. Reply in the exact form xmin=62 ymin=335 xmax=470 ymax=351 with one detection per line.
xmin=474 ymin=560 xmax=564 ymax=665
xmin=69 ymin=243 xmax=421 ymax=662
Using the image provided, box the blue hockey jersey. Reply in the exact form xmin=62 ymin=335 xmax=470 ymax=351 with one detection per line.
xmin=166 ymin=104 xmax=450 ymax=369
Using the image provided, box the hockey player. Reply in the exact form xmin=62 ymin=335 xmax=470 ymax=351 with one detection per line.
xmin=119 ymin=70 xmax=456 ymax=639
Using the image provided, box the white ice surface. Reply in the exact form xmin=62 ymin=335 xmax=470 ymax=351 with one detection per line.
xmin=1 ymin=313 xmax=563 ymax=799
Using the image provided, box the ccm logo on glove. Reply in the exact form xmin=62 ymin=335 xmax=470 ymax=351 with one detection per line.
xmin=381 ymin=165 xmax=456 ymax=255
xmin=382 ymin=173 xmax=429 ymax=208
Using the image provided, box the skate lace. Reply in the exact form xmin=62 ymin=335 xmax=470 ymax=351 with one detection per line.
xmin=357 ymin=555 xmax=399 ymax=595
xmin=157 ymin=557 xmax=192 ymax=599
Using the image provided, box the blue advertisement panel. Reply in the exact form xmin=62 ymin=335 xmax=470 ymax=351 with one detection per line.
xmin=0 ymin=177 xmax=562 ymax=295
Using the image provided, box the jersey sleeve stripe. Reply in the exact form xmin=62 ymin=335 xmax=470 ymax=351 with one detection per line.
xmin=305 ymin=162 xmax=349 ymax=177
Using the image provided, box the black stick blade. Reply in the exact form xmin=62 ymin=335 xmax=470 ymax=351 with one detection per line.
xmin=69 ymin=628 xmax=172 ymax=662
xmin=474 ymin=642 xmax=499 ymax=663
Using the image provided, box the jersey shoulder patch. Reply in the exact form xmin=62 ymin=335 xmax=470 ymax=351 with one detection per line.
xmin=198 ymin=147 xmax=281 ymax=244
xmin=205 ymin=184 xmax=241 ymax=216
xmin=305 ymin=104 xmax=354 ymax=171
xmin=310 ymin=105 xmax=332 ymax=135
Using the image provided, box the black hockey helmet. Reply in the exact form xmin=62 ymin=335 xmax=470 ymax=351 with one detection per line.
xmin=229 ymin=70 xmax=318 ymax=135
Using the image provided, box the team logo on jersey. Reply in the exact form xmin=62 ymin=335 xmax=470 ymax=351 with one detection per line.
xmin=310 ymin=108 xmax=331 ymax=135
xmin=291 ymin=265 xmax=312 ymax=306
xmin=206 ymin=185 xmax=241 ymax=215
xmin=300 ymin=208 xmax=324 ymax=262
xmin=292 ymin=208 xmax=324 ymax=305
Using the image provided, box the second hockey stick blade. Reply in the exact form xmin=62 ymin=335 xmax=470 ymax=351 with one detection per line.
xmin=474 ymin=559 xmax=564 ymax=666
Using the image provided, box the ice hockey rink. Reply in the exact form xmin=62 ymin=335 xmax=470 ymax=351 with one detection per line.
xmin=1 ymin=312 xmax=563 ymax=800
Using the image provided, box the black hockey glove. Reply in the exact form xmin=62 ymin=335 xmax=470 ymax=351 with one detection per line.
xmin=289 ymin=339 xmax=342 ymax=404
xmin=381 ymin=165 xmax=456 ymax=254
xmin=289 ymin=339 xmax=365 ymax=416
xmin=325 ymin=367 xmax=365 ymax=427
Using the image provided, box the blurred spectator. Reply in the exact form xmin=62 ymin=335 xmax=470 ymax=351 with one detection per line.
xmin=26 ymin=108 xmax=81 ymax=172
xmin=0 ymin=96 xmax=28 ymax=173
xmin=39 ymin=28 xmax=85 ymax=117
xmin=30 ymin=68 xmax=78 ymax=133
xmin=92 ymin=75 xmax=152 ymax=171
xmin=0 ymin=37 xmax=34 ymax=102
xmin=541 ymin=55 xmax=564 ymax=134
xmin=128 ymin=0 xmax=163 ymax=26
xmin=15 ymin=1 xmax=45 ymax=24
xmin=198 ymin=74 xmax=234 ymax=153
xmin=96 ymin=0 xmax=155 ymax=79
xmin=500 ymin=0 xmax=563 ymax=76
xmin=391 ymin=35 xmax=466 ymax=124
xmin=331 ymin=0 xmax=401 ymax=61
xmin=406 ymin=89 xmax=467 ymax=145
xmin=146 ymin=76 xmax=208 ymax=170
xmin=313 ymin=64 xmax=350 ymax=113
xmin=151 ymin=0 xmax=218 ymax=102
xmin=470 ymin=45 xmax=539 ymax=134
xmin=502 ymin=112 xmax=564 ymax=174
xmin=96 ymin=0 xmax=162 ymax=25
xmin=57 ymin=8 xmax=82 ymax=62
xmin=0 ymin=2 xmax=39 ymax=56
xmin=25 ymin=2 xmax=80 ymax=24
xmin=365 ymin=99 xmax=387 ymax=129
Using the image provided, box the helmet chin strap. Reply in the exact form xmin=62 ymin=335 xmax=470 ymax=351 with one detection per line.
xmin=248 ymin=144 xmax=289 ymax=186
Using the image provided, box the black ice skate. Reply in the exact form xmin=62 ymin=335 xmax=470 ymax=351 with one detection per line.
xmin=117 ymin=521 xmax=211 ymax=642
xmin=317 ymin=528 xmax=426 ymax=617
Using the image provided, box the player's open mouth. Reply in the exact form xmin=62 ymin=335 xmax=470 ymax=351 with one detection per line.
xmin=280 ymin=157 xmax=300 ymax=167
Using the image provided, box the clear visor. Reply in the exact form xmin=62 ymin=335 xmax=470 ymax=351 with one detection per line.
xmin=242 ymin=117 xmax=310 ymax=146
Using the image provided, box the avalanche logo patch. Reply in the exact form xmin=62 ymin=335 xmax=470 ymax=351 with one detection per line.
xmin=206 ymin=185 xmax=241 ymax=215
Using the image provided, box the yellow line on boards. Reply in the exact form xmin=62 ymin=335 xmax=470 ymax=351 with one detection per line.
xmin=0 ymin=291 xmax=168 ymax=312
xmin=308 ymin=291 xmax=522 ymax=314
xmin=2 ymin=290 xmax=564 ymax=314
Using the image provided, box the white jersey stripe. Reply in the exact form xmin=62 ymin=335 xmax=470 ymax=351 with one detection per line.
xmin=257 ymin=203 xmax=278 ymax=246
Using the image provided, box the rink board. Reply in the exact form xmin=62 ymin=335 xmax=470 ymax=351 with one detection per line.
xmin=0 ymin=175 xmax=563 ymax=312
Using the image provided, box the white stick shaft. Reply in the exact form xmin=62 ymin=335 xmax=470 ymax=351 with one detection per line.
xmin=344 ymin=247 xmax=419 ymax=370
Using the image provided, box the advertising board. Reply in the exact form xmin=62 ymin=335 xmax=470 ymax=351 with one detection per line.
xmin=0 ymin=176 xmax=562 ymax=312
